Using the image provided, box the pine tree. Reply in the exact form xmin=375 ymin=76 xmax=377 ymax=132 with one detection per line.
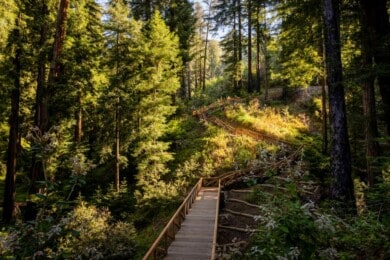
xmin=104 ymin=0 xmax=142 ymax=192
xmin=133 ymin=11 xmax=181 ymax=203
xmin=165 ymin=0 xmax=196 ymax=99
xmin=215 ymin=0 xmax=244 ymax=91
xmin=60 ymin=0 xmax=104 ymax=145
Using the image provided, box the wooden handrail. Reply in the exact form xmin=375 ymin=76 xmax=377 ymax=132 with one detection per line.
xmin=143 ymin=165 xmax=263 ymax=260
xmin=211 ymin=179 xmax=221 ymax=260
xmin=143 ymin=178 xmax=203 ymax=260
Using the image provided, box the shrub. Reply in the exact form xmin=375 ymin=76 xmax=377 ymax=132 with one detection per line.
xmin=0 ymin=202 xmax=136 ymax=259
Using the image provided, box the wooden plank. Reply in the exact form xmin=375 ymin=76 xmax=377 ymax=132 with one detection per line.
xmin=164 ymin=187 xmax=218 ymax=260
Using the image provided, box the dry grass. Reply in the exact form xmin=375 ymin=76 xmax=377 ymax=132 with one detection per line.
xmin=223 ymin=99 xmax=310 ymax=142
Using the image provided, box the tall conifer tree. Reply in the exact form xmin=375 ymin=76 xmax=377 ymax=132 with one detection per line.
xmin=133 ymin=12 xmax=181 ymax=203
xmin=105 ymin=0 xmax=142 ymax=192
xmin=322 ymin=0 xmax=355 ymax=206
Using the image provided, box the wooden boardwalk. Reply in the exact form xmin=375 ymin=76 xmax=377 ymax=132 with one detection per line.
xmin=164 ymin=187 xmax=219 ymax=260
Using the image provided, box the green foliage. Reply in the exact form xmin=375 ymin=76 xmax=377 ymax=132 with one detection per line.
xmin=0 ymin=201 xmax=136 ymax=259
xmin=53 ymin=0 xmax=104 ymax=129
xmin=133 ymin=11 xmax=182 ymax=205
xmin=247 ymin=187 xmax=389 ymax=259
xmin=91 ymin=180 xmax=136 ymax=220
xmin=272 ymin=46 xmax=323 ymax=88
xmin=270 ymin=0 xmax=323 ymax=89
xmin=191 ymin=76 xmax=232 ymax=107
xmin=26 ymin=125 xmax=72 ymax=182
xmin=0 ymin=0 xmax=17 ymax=55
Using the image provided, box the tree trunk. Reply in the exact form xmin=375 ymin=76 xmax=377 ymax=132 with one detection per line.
xmin=48 ymin=0 xmax=69 ymax=89
xmin=263 ymin=1 xmax=269 ymax=101
xmin=35 ymin=1 xmax=48 ymax=132
xmin=368 ymin=0 xmax=390 ymax=137
xmin=321 ymin=78 xmax=328 ymax=155
xmin=255 ymin=3 xmax=261 ymax=94
xmin=263 ymin=32 xmax=269 ymax=100
xmin=320 ymin=35 xmax=328 ymax=155
xmin=3 ymin=17 xmax=21 ymax=223
xmin=75 ymin=91 xmax=83 ymax=145
xmin=30 ymin=0 xmax=49 ymax=195
xmin=202 ymin=0 xmax=211 ymax=92
xmin=115 ymin=95 xmax=120 ymax=192
xmin=31 ymin=0 xmax=69 ymax=194
xmin=115 ymin=30 xmax=120 ymax=193
xmin=237 ymin=0 xmax=243 ymax=90
xmin=322 ymin=0 xmax=355 ymax=206
xmin=233 ymin=0 xmax=238 ymax=90
xmin=360 ymin=0 xmax=380 ymax=186
xmin=247 ymin=0 xmax=253 ymax=93
xmin=187 ymin=62 xmax=191 ymax=100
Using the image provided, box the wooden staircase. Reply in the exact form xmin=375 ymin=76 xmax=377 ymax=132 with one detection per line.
xmin=142 ymin=179 xmax=220 ymax=260
xmin=142 ymin=166 xmax=270 ymax=260
xmin=165 ymin=187 xmax=219 ymax=259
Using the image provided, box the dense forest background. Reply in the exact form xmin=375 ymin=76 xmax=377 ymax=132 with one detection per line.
xmin=0 ymin=0 xmax=389 ymax=258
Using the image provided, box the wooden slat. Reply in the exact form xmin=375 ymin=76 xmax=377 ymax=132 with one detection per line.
xmin=164 ymin=187 xmax=219 ymax=260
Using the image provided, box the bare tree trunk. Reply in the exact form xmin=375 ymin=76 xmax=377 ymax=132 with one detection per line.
xmin=359 ymin=0 xmax=380 ymax=186
xmin=233 ymin=0 xmax=238 ymax=90
xmin=247 ymin=0 xmax=253 ymax=93
xmin=320 ymin=35 xmax=328 ymax=154
xmin=115 ymin=31 xmax=120 ymax=193
xmin=321 ymin=79 xmax=328 ymax=154
xmin=263 ymin=31 xmax=269 ymax=101
xmin=30 ymin=0 xmax=48 ymax=195
xmin=187 ymin=62 xmax=192 ymax=100
xmin=237 ymin=0 xmax=243 ymax=90
xmin=48 ymin=0 xmax=69 ymax=89
xmin=115 ymin=95 xmax=120 ymax=192
xmin=75 ymin=91 xmax=82 ymax=145
xmin=255 ymin=3 xmax=261 ymax=93
xmin=35 ymin=0 xmax=48 ymax=132
xmin=369 ymin=0 xmax=390 ymax=137
xmin=3 ymin=17 xmax=21 ymax=223
xmin=263 ymin=1 xmax=269 ymax=101
xmin=322 ymin=0 xmax=355 ymax=206
xmin=202 ymin=0 xmax=212 ymax=92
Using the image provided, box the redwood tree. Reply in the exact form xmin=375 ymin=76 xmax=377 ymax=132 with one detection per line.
xmin=322 ymin=0 xmax=355 ymax=205
xmin=30 ymin=0 xmax=70 ymax=194
xmin=359 ymin=0 xmax=380 ymax=186
xmin=3 ymin=14 xmax=21 ymax=223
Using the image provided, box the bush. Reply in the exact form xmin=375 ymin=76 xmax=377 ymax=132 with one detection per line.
xmin=246 ymin=188 xmax=390 ymax=260
xmin=0 ymin=201 xmax=136 ymax=259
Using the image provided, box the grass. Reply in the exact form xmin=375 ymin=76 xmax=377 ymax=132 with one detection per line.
xmin=215 ymin=98 xmax=323 ymax=148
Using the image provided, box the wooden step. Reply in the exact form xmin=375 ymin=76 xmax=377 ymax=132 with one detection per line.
xmin=164 ymin=187 xmax=218 ymax=260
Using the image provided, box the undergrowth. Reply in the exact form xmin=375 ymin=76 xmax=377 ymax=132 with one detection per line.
xmin=246 ymin=186 xmax=389 ymax=259
xmin=221 ymin=98 xmax=317 ymax=145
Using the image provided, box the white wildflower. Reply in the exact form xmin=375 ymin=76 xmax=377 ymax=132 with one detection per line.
xmin=301 ymin=200 xmax=315 ymax=216
xmin=250 ymin=246 xmax=265 ymax=255
xmin=33 ymin=251 xmax=44 ymax=257
xmin=288 ymin=246 xmax=300 ymax=259
xmin=265 ymin=219 xmax=277 ymax=230
xmin=319 ymin=247 xmax=338 ymax=259
xmin=315 ymin=214 xmax=335 ymax=233
xmin=253 ymin=215 xmax=263 ymax=222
